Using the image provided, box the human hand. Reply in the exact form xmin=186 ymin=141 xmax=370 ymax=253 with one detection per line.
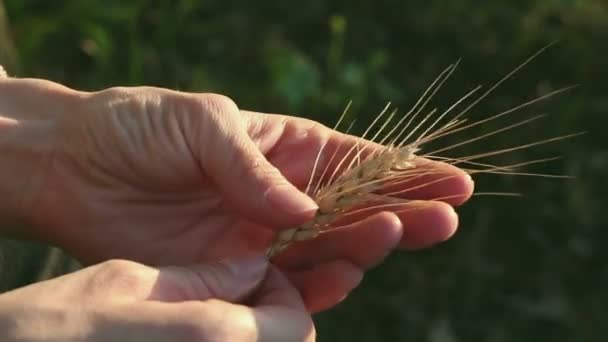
xmin=0 ymin=77 xmax=473 ymax=312
xmin=0 ymin=257 xmax=315 ymax=342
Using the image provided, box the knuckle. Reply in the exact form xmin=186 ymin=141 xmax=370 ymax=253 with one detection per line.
xmin=295 ymin=118 xmax=332 ymax=147
xmin=176 ymin=93 xmax=241 ymax=133
xmin=92 ymin=86 xmax=134 ymax=100
xmin=97 ymin=259 xmax=141 ymax=275
xmin=306 ymin=118 xmax=329 ymax=132
xmin=299 ymin=117 xmax=331 ymax=134
xmin=189 ymin=93 xmax=239 ymax=119
xmin=90 ymin=259 xmax=151 ymax=296
xmin=201 ymin=93 xmax=239 ymax=114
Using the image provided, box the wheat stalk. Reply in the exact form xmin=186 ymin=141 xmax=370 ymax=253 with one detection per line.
xmin=265 ymin=43 xmax=584 ymax=259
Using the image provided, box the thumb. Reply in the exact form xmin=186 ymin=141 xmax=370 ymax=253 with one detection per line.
xmin=200 ymin=98 xmax=318 ymax=228
xmin=217 ymin=138 xmax=318 ymax=228
xmin=156 ymin=257 xmax=270 ymax=303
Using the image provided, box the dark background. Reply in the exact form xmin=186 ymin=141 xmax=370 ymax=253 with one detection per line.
xmin=0 ymin=1 xmax=606 ymax=341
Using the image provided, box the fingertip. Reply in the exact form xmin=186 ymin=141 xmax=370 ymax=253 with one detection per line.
xmin=399 ymin=201 xmax=459 ymax=250
xmin=333 ymin=259 xmax=365 ymax=288
xmin=366 ymin=211 xmax=405 ymax=252
xmin=381 ymin=211 xmax=405 ymax=242
xmin=395 ymin=158 xmax=475 ymax=206
xmin=450 ymin=172 xmax=475 ymax=206
xmin=442 ymin=203 xmax=459 ymax=241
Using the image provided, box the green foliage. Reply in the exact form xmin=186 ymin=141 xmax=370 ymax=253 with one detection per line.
xmin=2 ymin=0 xmax=606 ymax=340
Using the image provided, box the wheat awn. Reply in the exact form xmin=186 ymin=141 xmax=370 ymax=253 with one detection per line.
xmin=265 ymin=43 xmax=583 ymax=259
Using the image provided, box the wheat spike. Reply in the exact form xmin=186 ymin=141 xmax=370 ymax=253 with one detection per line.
xmin=265 ymin=43 xmax=580 ymax=259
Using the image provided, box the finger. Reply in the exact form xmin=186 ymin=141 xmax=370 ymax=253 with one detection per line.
xmin=274 ymin=211 xmax=403 ymax=270
xmin=321 ymin=199 xmax=460 ymax=250
xmin=246 ymin=111 xmax=382 ymax=188
xmin=287 ymin=259 xmax=363 ymax=313
xmin=142 ymin=264 xmax=315 ymax=342
xmin=249 ymin=265 xmax=306 ymax=309
xmin=380 ymin=158 xmax=474 ymax=206
xmin=247 ymin=266 xmax=317 ymax=342
xmin=198 ymin=97 xmax=318 ymax=230
xmin=244 ymin=111 xmax=474 ymax=207
xmin=122 ymin=300 xmax=313 ymax=342
xmin=395 ymin=200 xmax=459 ymax=250
xmin=151 ymin=256 xmax=269 ymax=303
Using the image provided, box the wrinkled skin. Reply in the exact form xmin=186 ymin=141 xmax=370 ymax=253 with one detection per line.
xmin=0 ymin=77 xmax=474 ymax=313
xmin=0 ymin=257 xmax=316 ymax=342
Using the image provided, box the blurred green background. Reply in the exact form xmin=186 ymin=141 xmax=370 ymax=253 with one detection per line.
xmin=0 ymin=0 xmax=606 ymax=341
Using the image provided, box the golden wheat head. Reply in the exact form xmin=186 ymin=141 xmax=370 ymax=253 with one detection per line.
xmin=265 ymin=42 xmax=584 ymax=259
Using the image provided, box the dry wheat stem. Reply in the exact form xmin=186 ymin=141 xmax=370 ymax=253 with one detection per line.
xmin=265 ymin=43 xmax=581 ymax=259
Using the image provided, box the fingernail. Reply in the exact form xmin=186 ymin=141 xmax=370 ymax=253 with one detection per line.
xmin=265 ymin=184 xmax=319 ymax=216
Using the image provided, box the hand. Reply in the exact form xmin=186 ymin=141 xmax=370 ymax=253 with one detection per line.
xmin=0 ymin=77 xmax=473 ymax=312
xmin=0 ymin=257 xmax=315 ymax=342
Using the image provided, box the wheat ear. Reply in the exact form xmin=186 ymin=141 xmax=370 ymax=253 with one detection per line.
xmin=265 ymin=43 xmax=583 ymax=259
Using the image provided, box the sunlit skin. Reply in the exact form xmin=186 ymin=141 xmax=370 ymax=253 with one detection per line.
xmin=0 ymin=257 xmax=317 ymax=341
xmin=0 ymin=75 xmax=474 ymax=341
xmin=0 ymin=77 xmax=473 ymax=313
